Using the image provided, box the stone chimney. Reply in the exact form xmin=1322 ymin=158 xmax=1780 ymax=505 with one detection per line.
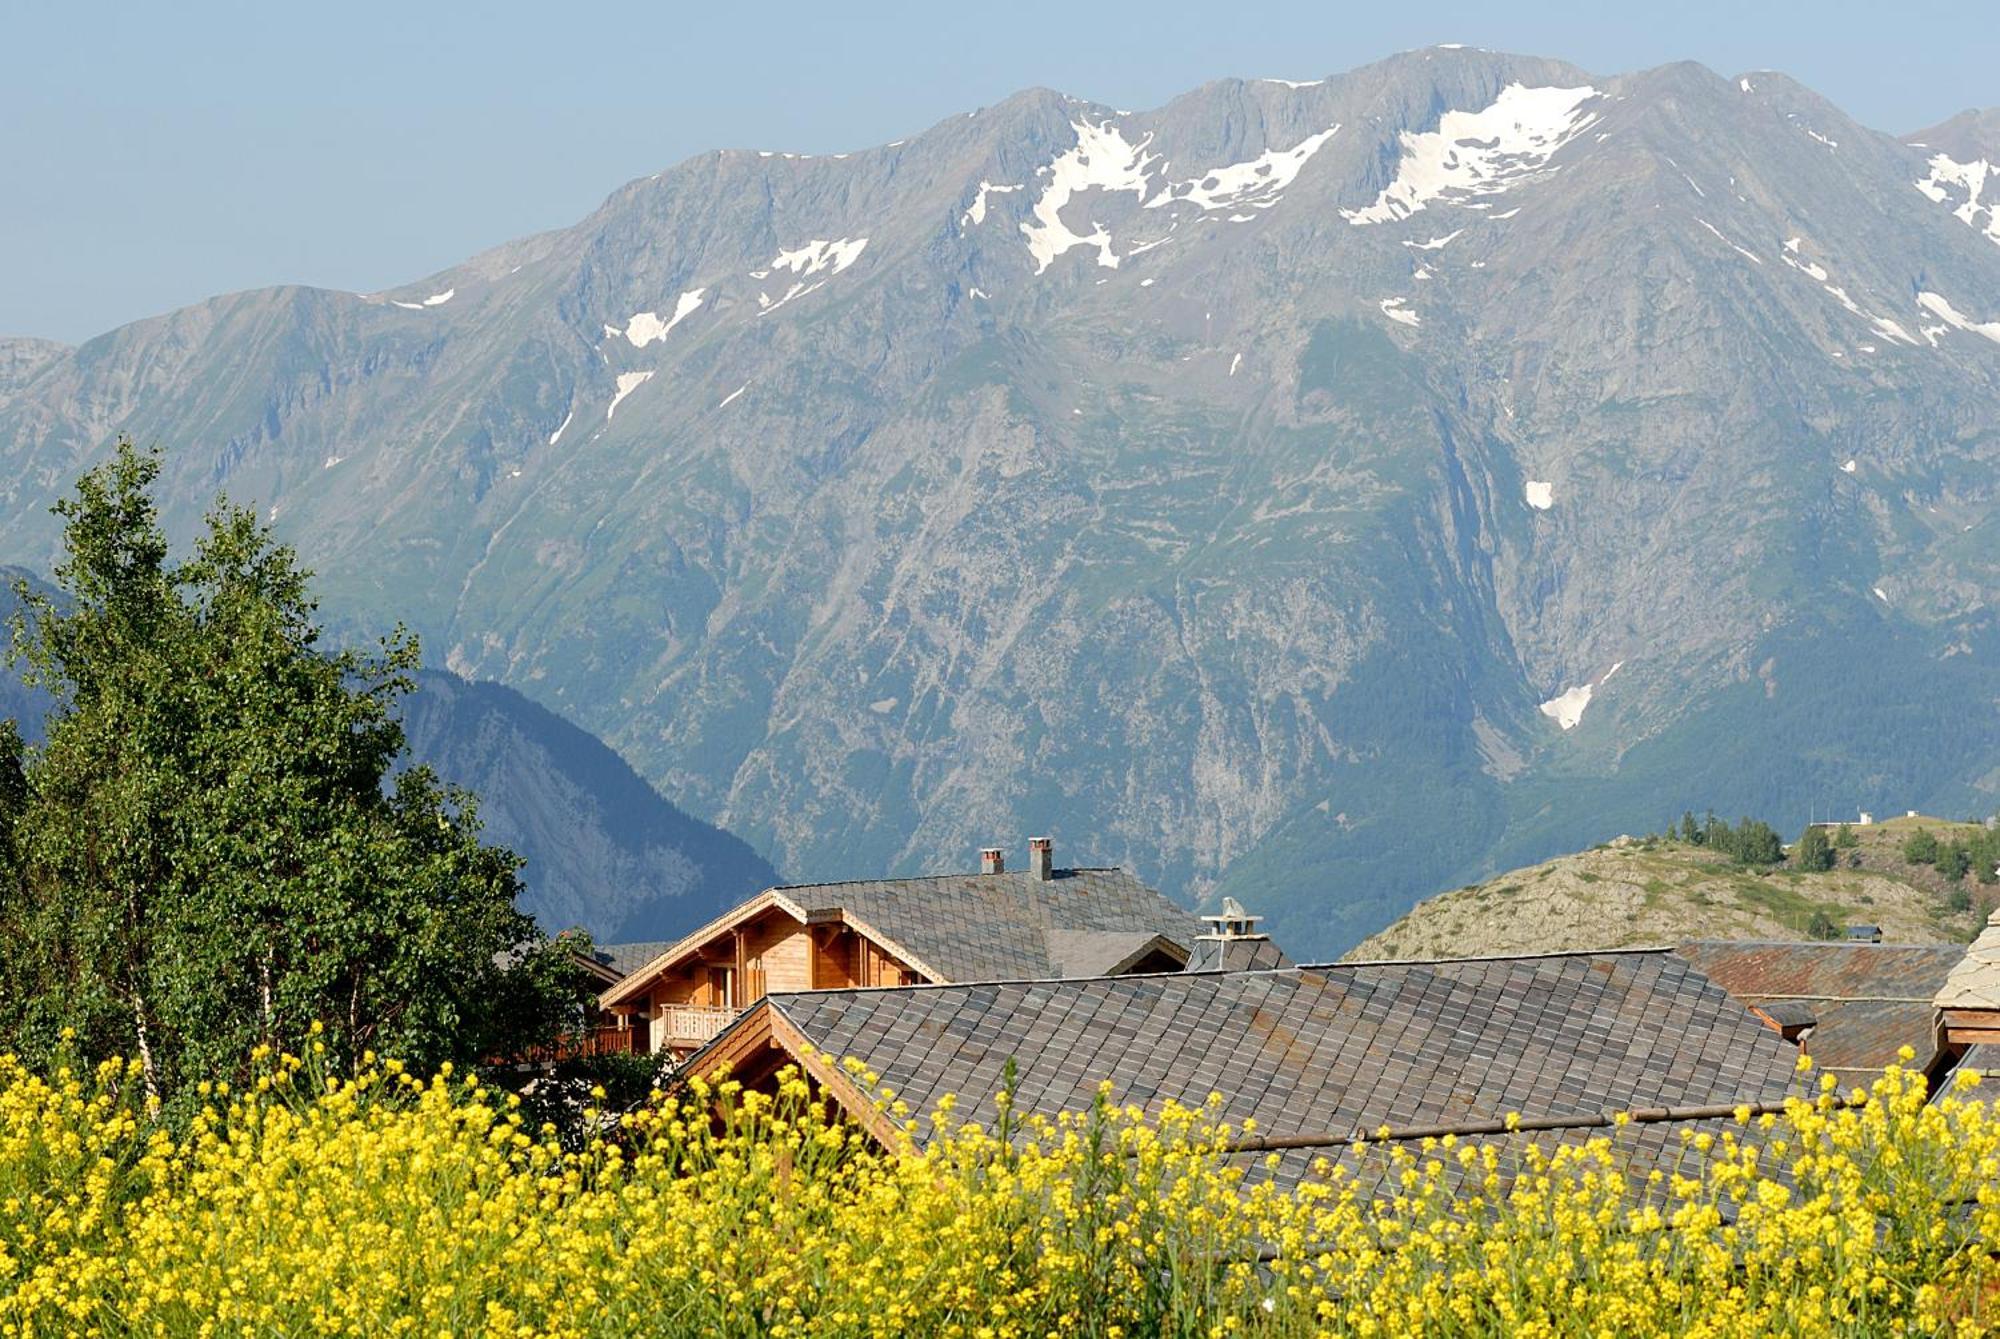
xmin=980 ymin=847 xmax=1005 ymax=875
xmin=1028 ymin=836 xmax=1054 ymax=881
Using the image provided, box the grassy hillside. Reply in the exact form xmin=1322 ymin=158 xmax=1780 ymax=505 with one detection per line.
xmin=1346 ymin=818 xmax=1996 ymax=962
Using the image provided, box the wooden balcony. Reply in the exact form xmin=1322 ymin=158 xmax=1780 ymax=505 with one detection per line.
xmin=493 ymin=1023 xmax=634 ymax=1067
xmin=659 ymin=1004 xmax=739 ymax=1048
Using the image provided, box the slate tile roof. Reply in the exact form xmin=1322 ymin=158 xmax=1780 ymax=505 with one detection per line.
xmin=774 ymin=868 xmax=1203 ymax=983
xmin=588 ymin=941 xmax=676 ymax=981
xmin=1185 ymin=937 xmax=1291 ymax=973
xmin=1935 ymin=912 xmax=2000 ymax=1011
xmin=763 ymin=949 xmax=1803 ymax=1189
xmin=1674 ymin=941 xmax=1967 ymax=1077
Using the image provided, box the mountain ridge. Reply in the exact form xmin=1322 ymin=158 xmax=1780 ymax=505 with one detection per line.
xmin=2 ymin=48 xmax=1997 ymax=956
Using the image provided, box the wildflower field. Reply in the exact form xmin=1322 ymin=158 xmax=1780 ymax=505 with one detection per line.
xmin=0 ymin=1042 xmax=1994 ymax=1338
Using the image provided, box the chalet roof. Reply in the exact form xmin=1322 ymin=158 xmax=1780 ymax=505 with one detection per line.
xmin=589 ymin=941 xmax=675 ymax=981
xmin=1935 ymin=912 xmax=2000 ymax=1011
xmin=1675 ymin=940 xmax=1967 ymax=1078
xmin=749 ymin=948 xmax=1803 ymax=1189
xmin=1184 ymin=936 xmax=1291 ymax=973
xmin=773 ymin=868 xmax=1199 ymax=983
xmin=600 ymin=866 xmax=1202 ymax=1006
xmin=1043 ymin=929 xmax=1185 ymax=977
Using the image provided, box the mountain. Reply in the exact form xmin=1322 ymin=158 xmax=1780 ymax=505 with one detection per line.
xmin=397 ymin=669 xmax=780 ymax=940
xmin=0 ymin=569 xmax=55 ymax=744
xmin=2 ymin=49 xmax=1998 ymax=957
xmin=0 ymin=570 xmax=775 ymax=939
xmin=1348 ymin=821 xmax=1988 ymax=962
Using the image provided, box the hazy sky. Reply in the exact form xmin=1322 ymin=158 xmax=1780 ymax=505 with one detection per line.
xmin=4 ymin=0 xmax=1993 ymax=343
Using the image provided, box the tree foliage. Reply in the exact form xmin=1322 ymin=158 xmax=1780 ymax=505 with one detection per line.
xmin=0 ymin=441 xmax=580 ymax=1108
xmin=1938 ymin=841 xmax=1972 ymax=884
xmin=1903 ymin=829 xmax=1940 ymax=866
xmin=1793 ymin=825 xmax=1834 ymax=873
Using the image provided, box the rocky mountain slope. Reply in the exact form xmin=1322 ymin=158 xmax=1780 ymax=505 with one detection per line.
xmin=397 ymin=669 xmax=779 ymax=940
xmin=2 ymin=49 xmax=1998 ymax=956
xmin=1348 ymin=824 xmax=1988 ymax=961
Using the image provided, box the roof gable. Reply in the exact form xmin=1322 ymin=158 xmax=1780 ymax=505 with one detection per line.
xmin=600 ymin=866 xmax=1200 ymax=1007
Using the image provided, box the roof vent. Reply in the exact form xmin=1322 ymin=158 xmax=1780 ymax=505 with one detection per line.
xmin=1198 ymin=896 xmax=1267 ymax=942
xmin=980 ymin=847 xmax=1005 ymax=875
xmin=1028 ymin=836 xmax=1054 ymax=881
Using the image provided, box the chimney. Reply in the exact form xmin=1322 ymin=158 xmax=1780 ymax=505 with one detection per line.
xmin=980 ymin=847 xmax=1005 ymax=875
xmin=1028 ymin=836 xmax=1054 ymax=881
xmin=1197 ymin=897 xmax=1267 ymax=943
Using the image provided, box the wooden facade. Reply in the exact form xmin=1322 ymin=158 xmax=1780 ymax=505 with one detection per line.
xmin=603 ymin=899 xmax=927 ymax=1058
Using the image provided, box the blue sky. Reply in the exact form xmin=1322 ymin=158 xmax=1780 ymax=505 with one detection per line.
xmin=4 ymin=0 xmax=1993 ymax=343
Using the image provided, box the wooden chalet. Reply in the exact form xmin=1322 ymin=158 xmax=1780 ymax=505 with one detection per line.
xmin=597 ymin=838 xmax=1200 ymax=1057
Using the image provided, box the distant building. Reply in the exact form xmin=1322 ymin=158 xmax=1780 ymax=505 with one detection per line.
xmin=1806 ymin=810 xmax=1874 ymax=830
xmin=597 ymin=838 xmax=1200 ymax=1057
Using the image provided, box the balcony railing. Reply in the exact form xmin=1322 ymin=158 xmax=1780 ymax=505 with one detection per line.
xmin=659 ymin=1004 xmax=738 ymax=1047
xmin=494 ymin=1024 xmax=634 ymax=1067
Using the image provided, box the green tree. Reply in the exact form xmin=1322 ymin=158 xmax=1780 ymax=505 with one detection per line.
xmin=1730 ymin=819 xmax=1783 ymax=866
xmin=1794 ymin=825 xmax=1834 ymax=873
xmin=1903 ymin=829 xmax=1939 ymax=866
xmin=1833 ymin=823 xmax=1858 ymax=849
xmin=1806 ymin=910 xmax=1840 ymax=941
xmin=1938 ymin=841 xmax=1972 ymax=884
xmin=1967 ymin=828 xmax=2000 ymax=886
xmin=1 ymin=441 xmax=580 ymax=1108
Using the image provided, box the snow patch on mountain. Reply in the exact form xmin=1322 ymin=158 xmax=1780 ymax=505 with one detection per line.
xmin=756 ymin=239 xmax=868 ymax=314
xmin=771 ymin=239 xmax=869 ymax=276
xmin=1918 ymin=291 xmax=2000 ymax=346
xmin=549 ymin=411 xmax=573 ymax=446
xmin=1022 ymin=120 xmax=1161 ymax=273
xmin=1343 ymin=83 xmax=1601 ymax=225
xmin=1696 ymin=218 xmax=1761 ymax=264
xmin=1379 ymin=297 xmax=1420 ymax=327
xmin=961 ymin=181 xmax=1020 ymax=228
xmin=1841 ymin=459 xmax=1857 ymax=474
xmin=1781 ymin=249 xmax=1829 ymax=282
xmin=1144 ymin=125 xmax=1338 ymax=213
xmin=718 ymin=384 xmax=749 ymax=409
xmin=622 ymin=290 xmax=706 ymax=347
xmin=1403 ymin=230 xmax=1462 ymax=250
xmin=1524 ymin=480 xmax=1554 ymax=509
xmin=607 ymin=371 xmax=653 ymax=420
xmin=1539 ymin=683 xmax=1594 ymax=730
xmin=1914 ymin=154 xmax=2000 ymax=247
